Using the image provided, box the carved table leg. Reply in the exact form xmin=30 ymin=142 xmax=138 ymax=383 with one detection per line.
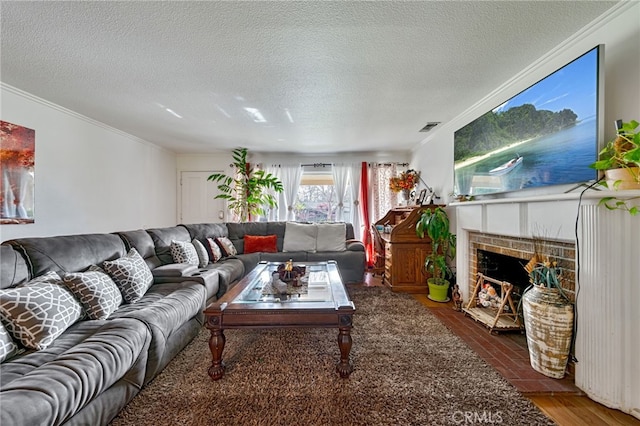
xmin=208 ymin=328 xmax=226 ymax=380
xmin=336 ymin=324 xmax=353 ymax=378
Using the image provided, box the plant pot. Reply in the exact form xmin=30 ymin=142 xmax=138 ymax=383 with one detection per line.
xmin=522 ymin=285 xmax=574 ymax=379
xmin=605 ymin=167 xmax=640 ymax=190
xmin=427 ymin=278 xmax=450 ymax=302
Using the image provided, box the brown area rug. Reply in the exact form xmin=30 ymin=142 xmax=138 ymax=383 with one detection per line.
xmin=111 ymin=285 xmax=555 ymax=426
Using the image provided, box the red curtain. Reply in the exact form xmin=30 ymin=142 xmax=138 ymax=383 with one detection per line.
xmin=360 ymin=162 xmax=374 ymax=267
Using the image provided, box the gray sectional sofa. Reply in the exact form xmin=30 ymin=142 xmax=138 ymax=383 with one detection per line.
xmin=0 ymin=221 xmax=364 ymax=425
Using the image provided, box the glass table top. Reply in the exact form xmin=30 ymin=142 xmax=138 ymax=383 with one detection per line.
xmin=234 ymin=262 xmax=334 ymax=304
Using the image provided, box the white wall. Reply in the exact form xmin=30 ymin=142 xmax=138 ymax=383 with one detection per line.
xmin=0 ymin=84 xmax=177 ymax=241
xmin=410 ymin=2 xmax=640 ymax=204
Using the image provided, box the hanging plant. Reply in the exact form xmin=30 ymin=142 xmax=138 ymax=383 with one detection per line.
xmin=207 ymin=148 xmax=283 ymax=222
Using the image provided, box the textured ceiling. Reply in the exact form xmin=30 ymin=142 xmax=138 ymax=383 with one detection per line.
xmin=0 ymin=1 xmax=618 ymax=154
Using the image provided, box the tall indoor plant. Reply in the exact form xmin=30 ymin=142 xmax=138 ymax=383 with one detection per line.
xmin=415 ymin=206 xmax=456 ymax=302
xmin=590 ymin=119 xmax=640 ymax=215
xmin=208 ymin=148 xmax=283 ymax=222
xmin=521 ymin=248 xmax=574 ymax=379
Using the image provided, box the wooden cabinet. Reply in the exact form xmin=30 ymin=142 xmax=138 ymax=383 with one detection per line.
xmin=373 ymin=205 xmax=441 ymax=293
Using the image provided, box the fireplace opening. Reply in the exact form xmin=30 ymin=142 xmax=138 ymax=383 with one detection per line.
xmin=477 ymin=249 xmax=530 ymax=308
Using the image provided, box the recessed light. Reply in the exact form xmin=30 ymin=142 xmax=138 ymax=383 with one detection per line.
xmin=244 ymin=107 xmax=267 ymax=123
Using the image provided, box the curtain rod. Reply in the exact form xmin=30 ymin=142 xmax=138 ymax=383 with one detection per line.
xmin=369 ymin=162 xmax=409 ymax=167
xmin=301 ymin=163 xmax=331 ymax=167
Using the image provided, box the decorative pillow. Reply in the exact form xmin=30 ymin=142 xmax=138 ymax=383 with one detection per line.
xmin=215 ymin=236 xmax=237 ymax=257
xmin=244 ymin=234 xmax=278 ymax=254
xmin=206 ymin=238 xmax=223 ymax=262
xmin=0 ymin=321 xmax=19 ymax=363
xmin=283 ymin=222 xmax=317 ymax=252
xmin=192 ymin=239 xmax=209 ymax=268
xmin=170 ymin=240 xmax=199 ymax=265
xmin=103 ymin=249 xmax=153 ymax=303
xmin=62 ymin=269 xmax=123 ymax=320
xmin=316 ymin=223 xmax=347 ymax=252
xmin=0 ymin=272 xmax=83 ymax=350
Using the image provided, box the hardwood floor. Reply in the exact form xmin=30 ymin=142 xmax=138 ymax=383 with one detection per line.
xmin=362 ymin=272 xmax=640 ymax=426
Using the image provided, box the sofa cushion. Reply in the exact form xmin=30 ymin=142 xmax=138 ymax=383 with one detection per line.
xmin=215 ymin=236 xmax=237 ymax=257
xmin=103 ymin=249 xmax=153 ymax=303
xmin=0 ymin=321 xmax=19 ymax=363
xmin=109 ymin=282 xmax=206 ymax=381
xmin=170 ymin=240 xmax=199 ymax=265
xmin=0 ymin=318 xmax=150 ymax=426
xmin=192 ymin=239 xmax=209 ymax=268
xmin=316 ymin=223 xmax=347 ymax=252
xmin=116 ymin=229 xmax=162 ymax=269
xmin=0 ymin=272 xmax=83 ymax=350
xmin=206 ymin=238 xmax=223 ymax=262
xmin=0 ymin=245 xmax=30 ymax=289
xmin=62 ymin=269 xmax=123 ymax=320
xmin=5 ymin=234 xmax=126 ymax=278
xmin=180 ymin=223 xmax=229 ymax=242
xmin=244 ymin=234 xmax=278 ymax=254
xmin=147 ymin=226 xmax=193 ymax=265
xmin=283 ymin=222 xmax=317 ymax=252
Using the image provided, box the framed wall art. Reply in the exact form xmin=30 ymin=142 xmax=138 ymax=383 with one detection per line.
xmin=1 ymin=120 xmax=35 ymax=224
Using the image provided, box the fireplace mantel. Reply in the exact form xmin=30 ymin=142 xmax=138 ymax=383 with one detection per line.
xmin=452 ymin=189 xmax=640 ymax=419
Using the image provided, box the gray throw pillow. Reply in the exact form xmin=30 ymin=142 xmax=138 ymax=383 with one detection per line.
xmin=0 ymin=321 xmax=19 ymax=362
xmin=103 ymin=249 xmax=153 ymax=303
xmin=62 ymin=269 xmax=123 ymax=320
xmin=0 ymin=271 xmax=83 ymax=350
xmin=192 ymin=239 xmax=209 ymax=268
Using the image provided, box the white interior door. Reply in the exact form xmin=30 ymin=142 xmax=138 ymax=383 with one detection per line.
xmin=180 ymin=171 xmax=226 ymax=224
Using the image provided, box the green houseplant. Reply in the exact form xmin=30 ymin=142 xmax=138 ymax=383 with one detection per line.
xmin=590 ymin=119 xmax=640 ymax=215
xmin=207 ymin=148 xmax=283 ymax=222
xmin=415 ymin=206 xmax=456 ymax=302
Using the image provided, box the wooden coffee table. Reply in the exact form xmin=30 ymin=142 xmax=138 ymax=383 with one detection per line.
xmin=204 ymin=261 xmax=355 ymax=380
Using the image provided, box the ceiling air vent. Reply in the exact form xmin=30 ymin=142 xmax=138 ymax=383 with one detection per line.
xmin=419 ymin=122 xmax=441 ymax=132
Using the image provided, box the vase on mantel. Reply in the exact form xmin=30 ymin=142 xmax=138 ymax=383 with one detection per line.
xmin=401 ymin=189 xmax=412 ymax=205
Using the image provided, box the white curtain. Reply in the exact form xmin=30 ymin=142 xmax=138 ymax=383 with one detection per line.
xmin=372 ymin=163 xmax=398 ymax=223
xmin=264 ymin=164 xmax=280 ymax=221
xmin=279 ymin=164 xmax=302 ymax=221
xmin=331 ymin=163 xmax=350 ymax=222
xmin=348 ymin=163 xmax=362 ymax=240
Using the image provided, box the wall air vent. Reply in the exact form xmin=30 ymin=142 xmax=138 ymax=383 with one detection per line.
xmin=419 ymin=122 xmax=441 ymax=132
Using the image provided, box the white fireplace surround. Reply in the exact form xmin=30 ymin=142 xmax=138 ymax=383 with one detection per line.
xmin=452 ymin=190 xmax=640 ymax=419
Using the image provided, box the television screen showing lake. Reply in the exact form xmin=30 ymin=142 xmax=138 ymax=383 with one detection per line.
xmin=453 ymin=46 xmax=601 ymax=196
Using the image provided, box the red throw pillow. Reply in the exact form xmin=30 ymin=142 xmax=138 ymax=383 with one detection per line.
xmin=244 ymin=235 xmax=278 ymax=254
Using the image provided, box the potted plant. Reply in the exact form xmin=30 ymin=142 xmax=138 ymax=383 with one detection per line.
xmin=207 ymin=148 xmax=283 ymax=222
xmin=521 ymin=250 xmax=574 ymax=379
xmin=590 ymin=119 xmax=640 ymax=215
xmin=415 ymin=206 xmax=456 ymax=302
xmin=389 ymin=169 xmax=420 ymax=204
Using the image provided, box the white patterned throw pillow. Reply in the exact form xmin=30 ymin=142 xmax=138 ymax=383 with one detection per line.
xmin=103 ymin=249 xmax=153 ymax=303
xmin=170 ymin=240 xmax=199 ymax=265
xmin=0 ymin=321 xmax=19 ymax=362
xmin=192 ymin=239 xmax=209 ymax=268
xmin=215 ymin=236 xmax=237 ymax=257
xmin=62 ymin=268 xmax=123 ymax=320
xmin=0 ymin=271 xmax=83 ymax=350
xmin=206 ymin=238 xmax=223 ymax=262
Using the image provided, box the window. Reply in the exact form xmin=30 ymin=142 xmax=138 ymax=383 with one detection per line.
xmin=294 ymin=166 xmax=351 ymax=223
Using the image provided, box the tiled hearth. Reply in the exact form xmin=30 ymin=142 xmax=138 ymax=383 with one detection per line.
xmin=425 ymin=300 xmax=581 ymax=395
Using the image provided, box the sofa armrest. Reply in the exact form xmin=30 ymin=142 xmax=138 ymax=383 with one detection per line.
xmin=346 ymin=240 xmax=365 ymax=252
xmin=151 ymin=264 xmax=198 ymax=278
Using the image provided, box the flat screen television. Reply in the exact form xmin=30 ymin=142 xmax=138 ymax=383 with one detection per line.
xmin=454 ymin=45 xmax=604 ymax=196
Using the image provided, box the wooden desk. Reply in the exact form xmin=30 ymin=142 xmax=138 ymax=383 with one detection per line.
xmin=373 ymin=205 xmax=441 ymax=293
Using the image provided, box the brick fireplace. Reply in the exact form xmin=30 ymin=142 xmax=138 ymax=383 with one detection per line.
xmin=453 ymin=192 xmax=640 ymax=419
xmin=467 ymin=231 xmax=576 ymax=303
